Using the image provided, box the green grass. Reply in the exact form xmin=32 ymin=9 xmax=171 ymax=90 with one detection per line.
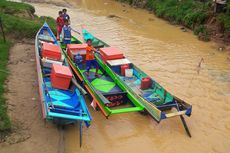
xmin=0 ymin=0 xmax=35 ymax=16
xmin=0 ymin=0 xmax=56 ymax=39
xmin=0 ymin=0 xmax=56 ymax=132
xmin=1 ymin=13 xmax=56 ymax=38
xmin=218 ymin=13 xmax=230 ymax=34
xmin=0 ymin=39 xmax=11 ymax=132
xmin=145 ymin=0 xmax=210 ymax=28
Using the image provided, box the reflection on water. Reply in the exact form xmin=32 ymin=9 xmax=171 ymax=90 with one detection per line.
xmin=31 ymin=0 xmax=230 ymax=152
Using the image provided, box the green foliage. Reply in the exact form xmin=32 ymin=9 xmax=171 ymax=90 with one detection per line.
xmin=227 ymin=1 xmax=230 ymax=14
xmin=145 ymin=0 xmax=209 ymax=28
xmin=0 ymin=39 xmax=11 ymax=131
xmin=183 ymin=11 xmax=207 ymax=28
xmin=0 ymin=0 xmax=56 ymax=39
xmin=0 ymin=0 xmax=35 ymax=15
xmin=194 ymin=25 xmax=206 ymax=35
xmin=218 ymin=13 xmax=230 ymax=34
xmin=0 ymin=13 xmax=56 ymax=38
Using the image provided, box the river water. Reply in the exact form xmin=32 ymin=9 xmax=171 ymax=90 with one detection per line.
xmin=31 ymin=0 xmax=230 ymax=153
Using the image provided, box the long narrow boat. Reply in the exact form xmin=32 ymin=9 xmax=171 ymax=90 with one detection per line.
xmin=81 ymin=29 xmax=192 ymax=136
xmin=61 ymin=37 xmax=144 ymax=118
xmin=35 ymin=22 xmax=92 ymax=145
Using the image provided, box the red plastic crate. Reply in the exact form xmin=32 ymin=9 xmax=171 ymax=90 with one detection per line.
xmin=121 ymin=64 xmax=129 ymax=76
xmin=51 ymin=64 xmax=73 ymax=90
xmin=141 ymin=77 xmax=152 ymax=90
xmin=67 ymin=44 xmax=87 ymax=59
xmin=100 ymin=47 xmax=124 ymax=61
xmin=42 ymin=43 xmax=61 ymax=60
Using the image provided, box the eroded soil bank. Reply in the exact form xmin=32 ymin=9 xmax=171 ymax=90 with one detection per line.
xmin=0 ymin=41 xmax=59 ymax=153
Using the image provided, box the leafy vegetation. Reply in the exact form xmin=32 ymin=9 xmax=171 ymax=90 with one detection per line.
xmin=215 ymin=0 xmax=230 ymax=34
xmin=145 ymin=0 xmax=210 ymax=36
xmin=1 ymin=13 xmax=56 ymax=38
xmin=0 ymin=0 xmax=56 ymax=132
xmin=0 ymin=0 xmax=35 ymax=15
xmin=0 ymin=0 xmax=56 ymax=38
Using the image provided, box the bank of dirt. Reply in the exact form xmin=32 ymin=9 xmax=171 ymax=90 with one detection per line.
xmin=0 ymin=41 xmax=59 ymax=153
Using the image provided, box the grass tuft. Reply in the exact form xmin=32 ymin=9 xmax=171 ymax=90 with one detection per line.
xmin=0 ymin=39 xmax=11 ymax=132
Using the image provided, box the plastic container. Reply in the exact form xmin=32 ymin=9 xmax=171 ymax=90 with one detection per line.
xmin=42 ymin=43 xmax=61 ymax=60
xmin=121 ymin=64 xmax=129 ymax=76
xmin=140 ymin=77 xmax=152 ymax=90
xmin=125 ymin=69 xmax=133 ymax=77
xmin=67 ymin=44 xmax=87 ymax=59
xmin=51 ymin=64 xmax=73 ymax=90
xmin=100 ymin=47 xmax=124 ymax=61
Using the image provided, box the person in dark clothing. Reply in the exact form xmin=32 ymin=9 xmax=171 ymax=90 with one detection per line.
xmin=62 ymin=8 xmax=70 ymax=21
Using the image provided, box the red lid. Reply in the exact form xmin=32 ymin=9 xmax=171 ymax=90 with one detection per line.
xmin=43 ymin=43 xmax=61 ymax=53
xmin=52 ymin=64 xmax=73 ymax=78
xmin=67 ymin=44 xmax=87 ymax=50
xmin=100 ymin=47 xmax=123 ymax=56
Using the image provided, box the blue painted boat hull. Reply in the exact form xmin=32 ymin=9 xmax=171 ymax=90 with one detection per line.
xmin=35 ymin=22 xmax=91 ymax=125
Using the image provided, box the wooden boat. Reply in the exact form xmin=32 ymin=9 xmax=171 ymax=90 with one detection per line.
xmin=35 ymin=22 xmax=92 ymax=146
xmin=61 ymin=37 xmax=144 ymax=118
xmin=81 ymin=28 xmax=192 ymax=136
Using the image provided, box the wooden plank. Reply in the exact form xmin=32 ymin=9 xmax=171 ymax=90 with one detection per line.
xmin=165 ymin=110 xmax=186 ymax=118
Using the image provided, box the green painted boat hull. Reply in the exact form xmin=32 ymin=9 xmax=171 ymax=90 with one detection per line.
xmin=82 ymin=29 xmax=192 ymax=122
xmin=60 ymin=37 xmax=144 ymax=117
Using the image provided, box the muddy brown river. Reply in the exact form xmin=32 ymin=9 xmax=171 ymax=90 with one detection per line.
xmin=30 ymin=0 xmax=230 ymax=153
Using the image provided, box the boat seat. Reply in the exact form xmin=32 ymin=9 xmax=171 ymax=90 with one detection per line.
xmin=38 ymin=34 xmax=54 ymax=43
xmin=156 ymin=102 xmax=178 ymax=110
xmin=102 ymin=91 xmax=127 ymax=97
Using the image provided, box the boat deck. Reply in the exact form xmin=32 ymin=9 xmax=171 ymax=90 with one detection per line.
xmin=44 ymin=77 xmax=80 ymax=111
xmin=119 ymin=74 xmax=173 ymax=107
xmin=80 ymin=68 xmax=122 ymax=94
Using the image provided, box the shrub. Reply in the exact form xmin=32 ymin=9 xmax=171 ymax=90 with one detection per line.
xmin=218 ymin=13 xmax=230 ymax=34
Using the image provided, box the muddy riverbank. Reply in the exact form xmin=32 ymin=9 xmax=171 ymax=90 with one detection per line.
xmin=0 ymin=41 xmax=59 ymax=153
